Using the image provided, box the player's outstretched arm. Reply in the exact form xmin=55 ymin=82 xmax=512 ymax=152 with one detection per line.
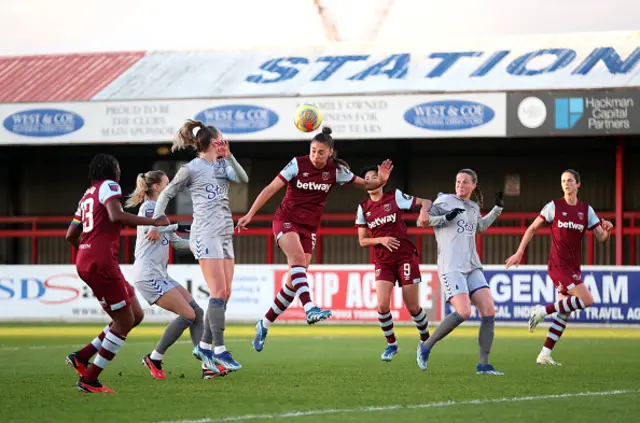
xmin=106 ymin=200 xmax=169 ymax=227
xmin=350 ymin=159 xmax=393 ymax=191
xmin=477 ymin=192 xmax=504 ymax=233
xmin=237 ymin=177 xmax=286 ymax=230
xmin=505 ymin=216 xmax=546 ymax=268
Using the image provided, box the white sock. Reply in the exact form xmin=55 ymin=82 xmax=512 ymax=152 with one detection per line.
xmin=199 ymin=341 xmax=212 ymax=351
xmin=303 ymin=303 xmax=315 ymax=312
xmin=541 ymin=347 xmax=552 ymax=356
xmin=262 ymin=317 xmax=272 ymax=329
xmin=150 ymin=350 xmax=164 ymax=361
xmin=389 ymin=342 xmax=398 ymax=347
xmin=214 ymin=345 xmax=227 ymax=354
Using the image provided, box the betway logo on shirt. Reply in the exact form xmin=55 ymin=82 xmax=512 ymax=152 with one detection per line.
xmin=296 ymin=179 xmax=332 ymax=193
xmin=558 ymin=220 xmax=585 ymax=232
xmin=368 ymin=213 xmax=397 ymax=229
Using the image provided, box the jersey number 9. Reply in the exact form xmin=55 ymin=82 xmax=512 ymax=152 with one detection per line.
xmin=81 ymin=198 xmax=95 ymax=233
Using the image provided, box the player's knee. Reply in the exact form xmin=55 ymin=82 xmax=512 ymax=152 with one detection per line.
xmin=406 ymin=303 xmax=421 ymax=316
xmin=210 ymin=286 xmax=227 ymax=300
xmin=377 ymin=305 xmax=390 ymax=315
xmin=478 ymin=303 xmax=496 ymax=317
xmin=288 ymin=256 xmax=306 ymax=267
xmin=455 ymin=306 xmax=472 ymax=321
xmin=182 ymin=307 xmax=196 ymax=321
xmin=581 ymin=292 xmax=594 ymax=307
xmin=133 ymin=308 xmax=144 ymax=327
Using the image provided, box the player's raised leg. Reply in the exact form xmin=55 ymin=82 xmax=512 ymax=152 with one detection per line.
xmin=376 ymin=280 xmax=397 ymax=361
xmin=530 ymin=284 xmax=593 ymax=332
xmin=280 ymin=232 xmax=331 ymax=325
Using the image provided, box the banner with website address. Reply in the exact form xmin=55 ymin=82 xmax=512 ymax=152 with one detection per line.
xmin=0 ymin=93 xmax=506 ymax=145
xmin=1 ymin=264 xmax=639 ymax=324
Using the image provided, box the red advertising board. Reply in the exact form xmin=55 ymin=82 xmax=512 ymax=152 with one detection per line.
xmin=274 ymin=266 xmax=442 ymax=323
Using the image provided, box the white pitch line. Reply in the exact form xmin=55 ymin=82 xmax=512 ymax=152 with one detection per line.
xmin=159 ymin=390 xmax=640 ymax=423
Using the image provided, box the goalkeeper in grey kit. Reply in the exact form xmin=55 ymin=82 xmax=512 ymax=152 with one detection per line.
xmin=416 ymin=169 xmax=504 ymax=375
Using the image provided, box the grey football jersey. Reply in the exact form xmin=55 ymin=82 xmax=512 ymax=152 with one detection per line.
xmin=154 ymin=157 xmax=242 ymax=239
xmin=133 ymin=200 xmax=189 ymax=282
xmin=429 ymin=194 xmax=502 ymax=274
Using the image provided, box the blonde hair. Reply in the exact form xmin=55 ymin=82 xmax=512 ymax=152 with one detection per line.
xmin=173 ymin=119 xmax=220 ymax=153
xmin=458 ymin=168 xmax=484 ymax=209
xmin=125 ymin=170 xmax=167 ymax=208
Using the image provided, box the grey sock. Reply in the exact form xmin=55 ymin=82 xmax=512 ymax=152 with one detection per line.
xmin=479 ymin=315 xmax=495 ymax=366
xmin=188 ymin=301 xmax=204 ymax=347
xmin=208 ymin=298 xmax=226 ymax=348
xmin=423 ymin=311 xmax=465 ymax=350
xmin=155 ymin=315 xmax=194 ymax=355
xmin=201 ymin=308 xmax=213 ymax=345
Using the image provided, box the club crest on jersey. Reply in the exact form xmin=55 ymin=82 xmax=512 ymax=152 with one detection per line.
xmin=384 ymin=204 xmax=392 ymax=212
xmin=375 ymin=269 xmax=381 ymax=276
xmin=108 ymin=183 xmax=119 ymax=192
xmin=572 ymin=273 xmax=581 ymax=281
xmin=283 ymin=222 xmax=292 ymax=229
xmin=322 ymin=171 xmax=330 ymax=181
xmin=302 ymin=172 xmax=309 ymax=177
xmin=577 ymin=212 xmax=584 ymax=221
xmin=145 ymin=209 xmax=154 ymax=218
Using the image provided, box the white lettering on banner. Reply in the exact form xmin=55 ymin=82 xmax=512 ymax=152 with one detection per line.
xmin=488 ymin=272 xmax=630 ymax=306
xmin=585 ymin=97 xmax=634 ymax=130
xmin=627 ymin=308 xmax=640 ymax=320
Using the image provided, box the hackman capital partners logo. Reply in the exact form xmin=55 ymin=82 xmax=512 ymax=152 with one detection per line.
xmin=554 ymin=97 xmax=584 ymax=129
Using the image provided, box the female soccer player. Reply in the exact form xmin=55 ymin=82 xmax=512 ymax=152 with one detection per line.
xmin=505 ymin=169 xmax=613 ymax=365
xmin=65 ymin=154 xmax=169 ymax=393
xmin=126 ymin=171 xmax=226 ymax=380
xmin=355 ymin=166 xmax=432 ymax=361
xmin=151 ymin=120 xmax=248 ymax=375
xmin=416 ymin=169 xmax=504 ymax=375
xmin=236 ymin=127 xmax=393 ymax=352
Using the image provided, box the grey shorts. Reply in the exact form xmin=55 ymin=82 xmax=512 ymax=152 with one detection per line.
xmin=190 ymin=235 xmax=234 ymax=260
xmin=134 ymin=278 xmax=180 ymax=305
xmin=441 ymin=269 xmax=489 ymax=301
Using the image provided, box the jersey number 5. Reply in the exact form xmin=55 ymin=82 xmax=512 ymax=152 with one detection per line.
xmin=81 ymin=198 xmax=95 ymax=233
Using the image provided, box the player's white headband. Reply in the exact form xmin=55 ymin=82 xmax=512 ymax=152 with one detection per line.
xmin=192 ymin=126 xmax=202 ymax=137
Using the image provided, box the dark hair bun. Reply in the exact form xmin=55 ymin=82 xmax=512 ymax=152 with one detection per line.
xmin=322 ymin=126 xmax=332 ymax=135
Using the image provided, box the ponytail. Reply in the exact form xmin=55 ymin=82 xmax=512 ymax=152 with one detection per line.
xmin=125 ymin=170 xmax=167 ymax=208
xmin=313 ymin=126 xmax=350 ymax=171
xmin=125 ymin=174 xmax=148 ymax=208
xmin=173 ymin=119 xmax=220 ymax=153
xmin=473 ymin=185 xmax=484 ymax=209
